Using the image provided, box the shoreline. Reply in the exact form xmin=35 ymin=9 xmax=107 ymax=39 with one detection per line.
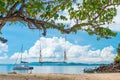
xmin=0 ymin=73 xmax=120 ymax=80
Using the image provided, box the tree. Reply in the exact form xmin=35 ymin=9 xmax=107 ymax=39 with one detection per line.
xmin=117 ymin=43 xmax=120 ymax=56
xmin=0 ymin=0 xmax=120 ymax=43
xmin=114 ymin=43 xmax=120 ymax=63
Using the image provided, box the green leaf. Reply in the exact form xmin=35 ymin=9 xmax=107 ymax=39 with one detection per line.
xmin=0 ymin=31 xmax=2 ymax=34
xmin=60 ymin=15 xmax=67 ymax=20
xmin=54 ymin=14 xmax=59 ymax=19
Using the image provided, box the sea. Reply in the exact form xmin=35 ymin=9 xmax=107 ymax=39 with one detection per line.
xmin=0 ymin=62 xmax=100 ymax=74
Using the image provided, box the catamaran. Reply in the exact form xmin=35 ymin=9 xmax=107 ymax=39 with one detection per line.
xmin=13 ymin=45 xmax=33 ymax=72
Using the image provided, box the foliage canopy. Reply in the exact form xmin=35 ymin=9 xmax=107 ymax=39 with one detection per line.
xmin=0 ymin=0 xmax=120 ymax=42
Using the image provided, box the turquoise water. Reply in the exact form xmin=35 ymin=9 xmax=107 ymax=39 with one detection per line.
xmin=0 ymin=63 xmax=99 ymax=74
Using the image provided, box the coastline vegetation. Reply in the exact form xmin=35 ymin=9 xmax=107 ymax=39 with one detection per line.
xmin=85 ymin=43 xmax=120 ymax=73
xmin=114 ymin=43 xmax=120 ymax=63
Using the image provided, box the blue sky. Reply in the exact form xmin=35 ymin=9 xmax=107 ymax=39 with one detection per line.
xmin=0 ymin=5 xmax=120 ymax=64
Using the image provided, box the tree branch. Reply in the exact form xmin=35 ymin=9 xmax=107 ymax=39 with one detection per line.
xmin=0 ymin=0 xmax=119 ymax=37
xmin=7 ymin=1 xmax=20 ymax=17
xmin=19 ymin=0 xmax=26 ymax=15
xmin=0 ymin=37 xmax=7 ymax=43
xmin=3 ymin=0 xmax=12 ymax=13
xmin=42 ymin=1 xmax=54 ymax=4
xmin=92 ymin=2 xmax=120 ymax=22
xmin=0 ymin=22 xmax=5 ymax=30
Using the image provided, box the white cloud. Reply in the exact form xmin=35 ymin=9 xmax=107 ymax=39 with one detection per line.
xmin=109 ymin=6 xmax=120 ymax=32
xmin=10 ymin=37 xmax=116 ymax=64
xmin=0 ymin=42 xmax=8 ymax=63
xmin=113 ymin=6 xmax=120 ymax=24
xmin=85 ymin=46 xmax=115 ymax=63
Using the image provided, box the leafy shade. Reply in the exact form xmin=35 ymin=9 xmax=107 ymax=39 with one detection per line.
xmin=0 ymin=0 xmax=120 ymax=41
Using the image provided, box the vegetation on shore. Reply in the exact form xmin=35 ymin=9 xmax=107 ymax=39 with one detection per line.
xmin=114 ymin=43 xmax=120 ymax=63
xmin=91 ymin=43 xmax=120 ymax=73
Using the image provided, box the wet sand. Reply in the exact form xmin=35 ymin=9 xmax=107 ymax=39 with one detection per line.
xmin=0 ymin=73 xmax=120 ymax=80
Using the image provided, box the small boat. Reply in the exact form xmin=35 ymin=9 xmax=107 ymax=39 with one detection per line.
xmin=84 ymin=68 xmax=95 ymax=73
xmin=13 ymin=61 xmax=33 ymax=70
xmin=13 ymin=45 xmax=33 ymax=73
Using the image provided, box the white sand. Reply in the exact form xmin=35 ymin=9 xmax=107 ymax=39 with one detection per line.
xmin=0 ymin=73 xmax=120 ymax=80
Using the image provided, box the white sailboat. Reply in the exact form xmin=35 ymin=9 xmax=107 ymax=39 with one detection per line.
xmin=13 ymin=44 xmax=33 ymax=72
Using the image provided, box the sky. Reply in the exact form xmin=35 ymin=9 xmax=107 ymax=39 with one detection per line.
xmin=0 ymin=5 xmax=120 ymax=64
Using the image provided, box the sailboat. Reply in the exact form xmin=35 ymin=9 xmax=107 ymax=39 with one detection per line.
xmin=39 ymin=42 xmax=43 ymax=63
xmin=63 ymin=50 xmax=67 ymax=63
xmin=13 ymin=45 xmax=33 ymax=72
xmin=63 ymin=35 xmax=67 ymax=63
xmin=38 ymin=35 xmax=67 ymax=64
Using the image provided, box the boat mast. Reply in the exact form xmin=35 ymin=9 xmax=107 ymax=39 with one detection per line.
xmin=20 ymin=44 xmax=23 ymax=62
xmin=39 ymin=42 xmax=42 ymax=63
xmin=38 ymin=30 xmax=42 ymax=63
xmin=64 ymin=35 xmax=67 ymax=63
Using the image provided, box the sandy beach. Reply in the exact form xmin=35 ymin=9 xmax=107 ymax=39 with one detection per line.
xmin=0 ymin=73 xmax=119 ymax=80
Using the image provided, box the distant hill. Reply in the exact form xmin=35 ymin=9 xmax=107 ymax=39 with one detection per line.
xmin=0 ymin=62 xmax=102 ymax=66
xmin=28 ymin=62 xmax=101 ymax=66
xmin=0 ymin=64 xmax=13 ymax=66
